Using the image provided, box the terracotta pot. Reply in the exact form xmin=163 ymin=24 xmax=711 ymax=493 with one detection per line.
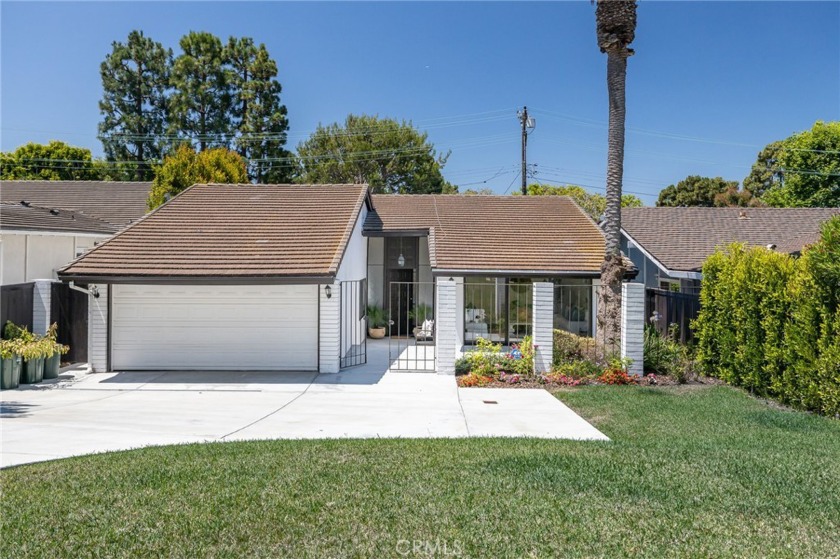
xmin=368 ymin=327 xmax=386 ymax=339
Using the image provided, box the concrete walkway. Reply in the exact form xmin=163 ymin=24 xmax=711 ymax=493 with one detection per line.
xmin=1 ymin=348 xmax=607 ymax=468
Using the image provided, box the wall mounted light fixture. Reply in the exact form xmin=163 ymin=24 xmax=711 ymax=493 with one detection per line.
xmin=325 ymin=285 xmax=332 ymax=299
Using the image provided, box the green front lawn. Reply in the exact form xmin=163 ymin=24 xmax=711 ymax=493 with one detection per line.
xmin=2 ymin=386 xmax=839 ymax=558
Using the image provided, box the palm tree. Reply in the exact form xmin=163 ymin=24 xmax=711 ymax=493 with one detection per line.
xmin=595 ymin=0 xmax=637 ymax=351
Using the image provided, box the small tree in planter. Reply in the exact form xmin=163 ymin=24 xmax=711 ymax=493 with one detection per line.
xmin=0 ymin=339 xmax=23 ymax=390
xmin=43 ymin=323 xmax=69 ymax=380
xmin=4 ymin=321 xmax=46 ymax=384
xmin=366 ymin=305 xmax=387 ymax=339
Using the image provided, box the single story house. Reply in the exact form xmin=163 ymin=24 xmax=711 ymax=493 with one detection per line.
xmin=0 ymin=180 xmax=151 ymax=284
xmin=59 ymin=183 xmax=609 ymax=374
xmin=621 ymin=207 xmax=840 ymax=293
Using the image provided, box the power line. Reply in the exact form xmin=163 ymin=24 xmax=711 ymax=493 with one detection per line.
xmin=502 ymin=171 xmax=521 ymax=195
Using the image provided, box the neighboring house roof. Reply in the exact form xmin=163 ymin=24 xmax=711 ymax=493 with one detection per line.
xmin=0 ymin=180 xmax=151 ymax=227
xmin=1 ymin=203 xmax=118 ymax=235
xmin=364 ymin=194 xmax=605 ymax=274
xmin=59 ymin=184 xmax=371 ymax=281
xmin=621 ymin=207 xmax=840 ymax=273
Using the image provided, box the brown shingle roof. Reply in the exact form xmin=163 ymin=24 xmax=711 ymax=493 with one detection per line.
xmin=60 ymin=184 xmax=370 ymax=280
xmin=1 ymin=203 xmax=118 ymax=235
xmin=622 ymin=207 xmax=840 ymax=272
xmin=365 ymin=195 xmax=605 ymax=273
xmin=0 ymin=180 xmax=151 ymax=227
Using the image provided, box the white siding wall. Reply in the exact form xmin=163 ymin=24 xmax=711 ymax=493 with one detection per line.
xmin=453 ymin=276 xmax=465 ymax=350
xmin=0 ymin=234 xmax=26 ymax=285
xmin=621 ymin=282 xmax=645 ymax=376
xmin=319 ymin=282 xmax=341 ymax=373
xmin=32 ymin=280 xmax=54 ymax=335
xmin=532 ymin=282 xmax=554 ymax=374
xmin=336 ymin=205 xmax=368 ymax=282
xmin=435 ymin=278 xmax=457 ymax=375
xmin=336 ymin=205 xmax=368 ymax=359
xmin=0 ymin=232 xmax=109 ymax=285
xmin=88 ymin=284 xmax=109 ymax=372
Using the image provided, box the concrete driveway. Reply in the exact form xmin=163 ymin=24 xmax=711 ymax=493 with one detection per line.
xmin=1 ymin=353 xmax=607 ymax=468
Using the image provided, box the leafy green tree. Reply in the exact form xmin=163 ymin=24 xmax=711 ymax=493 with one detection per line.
xmin=226 ymin=37 xmax=292 ymax=183
xmin=296 ymin=115 xmax=453 ymax=194
xmin=147 ymin=145 xmax=247 ymax=209
xmin=522 ymin=183 xmax=643 ymax=220
xmin=1 ymin=141 xmax=101 ymax=180
xmin=462 ymin=187 xmax=494 ymax=195
xmin=657 ymin=175 xmax=740 ymax=207
xmin=98 ymin=30 xmax=172 ymax=181
xmin=170 ymin=32 xmax=232 ymax=151
xmin=762 ymin=121 xmax=840 ymax=207
xmin=743 ymin=140 xmax=782 ymax=198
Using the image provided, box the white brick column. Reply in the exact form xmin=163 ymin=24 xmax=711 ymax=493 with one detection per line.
xmin=621 ymin=282 xmax=645 ymax=376
xmin=88 ymin=284 xmax=108 ymax=372
xmin=32 ymin=280 xmax=54 ymax=336
xmin=532 ymin=282 xmax=554 ymax=374
xmin=435 ymin=278 xmax=457 ymax=375
xmin=319 ymin=283 xmax=341 ymax=373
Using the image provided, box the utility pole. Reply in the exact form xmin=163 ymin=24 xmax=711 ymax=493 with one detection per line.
xmin=517 ymin=106 xmax=535 ymax=195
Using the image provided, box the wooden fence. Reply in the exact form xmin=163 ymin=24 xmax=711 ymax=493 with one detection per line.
xmin=50 ymin=282 xmax=88 ymax=363
xmin=1 ymin=282 xmax=34 ymax=334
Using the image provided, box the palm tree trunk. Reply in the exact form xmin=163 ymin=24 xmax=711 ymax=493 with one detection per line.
xmin=597 ymin=49 xmax=629 ymax=352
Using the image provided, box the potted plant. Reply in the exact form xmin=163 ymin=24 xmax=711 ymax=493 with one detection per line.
xmin=20 ymin=337 xmax=48 ymax=384
xmin=5 ymin=322 xmax=45 ymax=385
xmin=0 ymin=339 xmax=22 ymax=390
xmin=366 ymin=305 xmax=387 ymax=339
xmin=43 ymin=323 xmax=69 ymax=380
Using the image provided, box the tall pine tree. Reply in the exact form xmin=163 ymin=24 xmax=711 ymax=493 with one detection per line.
xmin=226 ymin=37 xmax=291 ymax=183
xmin=169 ymin=31 xmax=232 ymax=151
xmin=98 ymin=30 xmax=171 ymax=180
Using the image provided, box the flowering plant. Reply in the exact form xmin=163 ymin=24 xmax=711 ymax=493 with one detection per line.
xmin=499 ymin=372 xmax=521 ymax=384
xmin=540 ymin=373 xmax=584 ymax=386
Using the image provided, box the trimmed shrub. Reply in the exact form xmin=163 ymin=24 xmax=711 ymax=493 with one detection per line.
xmin=553 ymin=330 xmax=599 ymax=366
xmin=695 ymin=217 xmax=840 ymax=416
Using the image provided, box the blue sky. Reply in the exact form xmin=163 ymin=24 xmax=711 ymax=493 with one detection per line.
xmin=2 ymin=1 xmax=838 ymax=202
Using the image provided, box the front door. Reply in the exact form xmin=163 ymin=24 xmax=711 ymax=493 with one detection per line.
xmin=388 ymin=269 xmax=414 ymax=336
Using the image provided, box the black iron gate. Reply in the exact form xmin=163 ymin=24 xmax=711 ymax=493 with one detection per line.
xmin=50 ymin=282 xmax=88 ymax=363
xmin=388 ymin=281 xmax=436 ymax=371
xmin=340 ymin=279 xmax=367 ymax=369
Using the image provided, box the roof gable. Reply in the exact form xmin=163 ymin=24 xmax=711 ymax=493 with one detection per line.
xmin=60 ymin=183 xmax=369 ymax=280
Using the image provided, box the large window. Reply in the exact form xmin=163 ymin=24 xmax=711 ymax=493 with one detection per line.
xmin=463 ymin=277 xmax=535 ymax=346
xmin=553 ymin=278 xmax=594 ymax=337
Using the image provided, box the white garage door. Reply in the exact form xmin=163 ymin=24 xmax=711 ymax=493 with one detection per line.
xmin=111 ymin=284 xmax=318 ymax=371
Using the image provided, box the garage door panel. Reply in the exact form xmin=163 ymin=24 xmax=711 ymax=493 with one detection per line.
xmin=111 ymin=284 xmax=318 ymax=371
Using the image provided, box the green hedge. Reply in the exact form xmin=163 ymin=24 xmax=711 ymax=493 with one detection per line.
xmin=695 ymin=216 xmax=840 ymax=416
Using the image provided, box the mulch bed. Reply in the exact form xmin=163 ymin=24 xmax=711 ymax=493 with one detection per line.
xmin=457 ymin=373 xmax=724 ymax=389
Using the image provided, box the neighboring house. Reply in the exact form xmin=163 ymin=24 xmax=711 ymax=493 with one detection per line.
xmin=621 ymin=207 xmax=840 ymax=293
xmin=0 ymin=181 xmax=151 ymax=284
xmin=59 ymin=184 xmax=607 ymax=373
xmin=0 ymin=203 xmax=117 ymax=284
